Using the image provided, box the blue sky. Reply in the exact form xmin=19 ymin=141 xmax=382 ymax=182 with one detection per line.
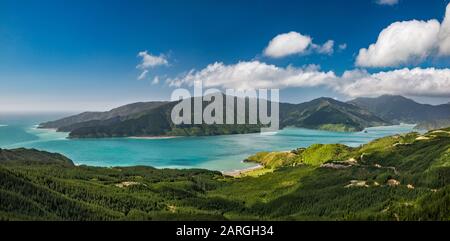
xmin=1 ymin=0 xmax=450 ymax=112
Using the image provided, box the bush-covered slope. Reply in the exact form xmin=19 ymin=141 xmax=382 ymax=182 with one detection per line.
xmin=1 ymin=128 xmax=450 ymax=220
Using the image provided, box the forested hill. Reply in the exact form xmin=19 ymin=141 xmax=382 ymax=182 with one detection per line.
xmin=39 ymin=96 xmax=389 ymax=138
xmin=1 ymin=127 xmax=450 ymax=220
xmin=39 ymin=101 xmax=169 ymax=131
xmin=280 ymin=97 xmax=388 ymax=132
xmin=348 ymin=95 xmax=450 ymax=124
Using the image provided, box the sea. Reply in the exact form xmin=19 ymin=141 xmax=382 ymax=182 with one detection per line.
xmin=0 ymin=113 xmax=416 ymax=172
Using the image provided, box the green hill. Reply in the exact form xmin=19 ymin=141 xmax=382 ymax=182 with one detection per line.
xmin=280 ymin=97 xmax=388 ymax=132
xmin=1 ymin=127 xmax=449 ymax=220
xmin=39 ymin=101 xmax=169 ymax=131
xmin=348 ymin=95 xmax=450 ymax=125
xmin=415 ymin=119 xmax=450 ymax=131
xmin=39 ymin=96 xmax=389 ymax=138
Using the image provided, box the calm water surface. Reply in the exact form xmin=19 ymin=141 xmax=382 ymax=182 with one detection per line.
xmin=0 ymin=114 xmax=416 ymax=171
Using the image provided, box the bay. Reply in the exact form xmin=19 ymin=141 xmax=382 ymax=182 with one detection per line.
xmin=0 ymin=114 xmax=416 ymax=172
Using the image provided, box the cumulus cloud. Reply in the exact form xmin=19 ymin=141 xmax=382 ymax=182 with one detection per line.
xmin=438 ymin=4 xmax=450 ymax=55
xmin=356 ymin=3 xmax=450 ymax=68
xmin=335 ymin=67 xmax=450 ymax=97
xmin=137 ymin=51 xmax=168 ymax=69
xmin=264 ymin=32 xmax=312 ymax=58
xmin=136 ymin=51 xmax=168 ymax=80
xmin=264 ymin=32 xmax=335 ymax=58
xmin=339 ymin=43 xmax=347 ymax=51
xmin=356 ymin=20 xmax=440 ymax=67
xmin=167 ymin=61 xmax=336 ymax=90
xmin=312 ymin=40 xmax=335 ymax=55
xmin=165 ymin=59 xmax=450 ymax=99
xmin=376 ymin=0 xmax=399 ymax=6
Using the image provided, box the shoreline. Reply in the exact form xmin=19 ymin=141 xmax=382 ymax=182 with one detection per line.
xmin=36 ymin=123 xmax=415 ymax=139
xmin=14 ymin=123 xmax=416 ymax=174
xmin=34 ymin=126 xmax=59 ymax=131
xmin=127 ymin=136 xmax=179 ymax=140
xmin=222 ymin=164 xmax=264 ymax=177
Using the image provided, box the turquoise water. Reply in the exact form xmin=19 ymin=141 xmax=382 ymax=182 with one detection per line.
xmin=0 ymin=114 xmax=416 ymax=172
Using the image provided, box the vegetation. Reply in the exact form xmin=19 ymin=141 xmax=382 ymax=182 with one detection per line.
xmin=1 ymin=127 xmax=450 ymax=220
xmin=39 ymin=101 xmax=169 ymax=130
xmin=415 ymin=119 xmax=450 ymax=131
xmin=39 ymin=96 xmax=389 ymax=138
xmin=280 ymin=97 xmax=388 ymax=132
xmin=245 ymin=143 xmax=352 ymax=168
xmin=348 ymin=95 xmax=450 ymax=124
xmin=318 ymin=124 xmax=359 ymax=132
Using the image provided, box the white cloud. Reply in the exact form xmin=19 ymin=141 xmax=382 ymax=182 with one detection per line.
xmin=339 ymin=43 xmax=347 ymax=51
xmin=137 ymin=70 xmax=149 ymax=80
xmin=136 ymin=51 xmax=168 ymax=80
xmin=264 ymin=32 xmax=336 ymax=58
xmin=205 ymin=63 xmax=448 ymax=98
xmin=264 ymin=32 xmax=312 ymax=58
xmin=152 ymin=76 xmax=160 ymax=85
xmin=167 ymin=61 xmax=336 ymax=90
xmin=336 ymin=67 xmax=450 ymax=97
xmin=376 ymin=0 xmax=399 ymax=6
xmin=356 ymin=20 xmax=440 ymax=67
xmin=313 ymin=40 xmax=335 ymax=55
xmin=356 ymin=3 xmax=450 ymax=68
xmin=438 ymin=4 xmax=450 ymax=55
xmin=166 ymin=59 xmax=450 ymax=99
xmin=137 ymin=51 xmax=168 ymax=69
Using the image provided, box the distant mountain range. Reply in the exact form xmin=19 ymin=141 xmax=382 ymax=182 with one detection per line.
xmin=348 ymin=95 xmax=450 ymax=130
xmin=39 ymin=96 xmax=388 ymax=138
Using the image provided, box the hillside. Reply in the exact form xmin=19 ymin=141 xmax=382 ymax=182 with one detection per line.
xmin=280 ymin=97 xmax=388 ymax=132
xmin=39 ymin=96 xmax=389 ymax=138
xmin=1 ymin=128 xmax=450 ymax=220
xmin=415 ymin=119 xmax=450 ymax=131
xmin=39 ymin=101 xmax=169 ymax=130
xmin=348 ymin=95 xmax=450 ymax=124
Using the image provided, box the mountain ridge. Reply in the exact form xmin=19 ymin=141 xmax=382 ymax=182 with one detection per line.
xmin=348 ymin=95 xmax=450 ymax=124
xmin=39 ymin=96 xmax=389 ymax=138
xmin=39 ymin=101 xmax=169 ymax=130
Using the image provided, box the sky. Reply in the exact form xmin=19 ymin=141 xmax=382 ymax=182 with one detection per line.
xmin=1 ymin=0 xmax=450 ymax=112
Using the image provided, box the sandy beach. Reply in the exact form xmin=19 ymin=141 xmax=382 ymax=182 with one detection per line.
xmin=34 ymin=126 xmax=58 ymax=131
xmin=128 ymin=136 xmax=179 ymax=140
xmin=222 ymin=164 xmax=264 ymax=177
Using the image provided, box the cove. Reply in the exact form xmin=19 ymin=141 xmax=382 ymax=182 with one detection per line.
xmin=0 ymin=115 xmax=416 ymax=172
